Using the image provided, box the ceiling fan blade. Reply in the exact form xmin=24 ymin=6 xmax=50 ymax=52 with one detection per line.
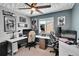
xmin=36 ymin=5 xmax=51 ymax=9
xmin=25 ymin=3 xmax=31 ymax=7
xmin=31 ymin=10 xmax=33 ymax=14
xmin=19 ymin=8 xmax=31 ymax=9
xmin=32 ymin=3 xmax=37 ymax=6
xmin=36 ymin=9 xmax=43 ymax=14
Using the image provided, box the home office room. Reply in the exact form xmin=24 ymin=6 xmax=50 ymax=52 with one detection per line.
xmin=0 ymin=2 xmax=79 ymax=57
xmin=0 ymin=3 xmax=59 ymax=56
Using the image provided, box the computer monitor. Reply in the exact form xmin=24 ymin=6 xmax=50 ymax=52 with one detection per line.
xmin=23 ymin=29 xmax=32 ymax=36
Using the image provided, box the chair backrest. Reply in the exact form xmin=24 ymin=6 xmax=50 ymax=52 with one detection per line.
xmin=49 ymin=32 xmax=59 ymax=50
xmin=28 ymin=31 xmax=36 ymax=42
xmin=49 ymin=32 xmax=57 ymax=43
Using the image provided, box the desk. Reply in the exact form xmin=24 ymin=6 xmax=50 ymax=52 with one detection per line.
xmin=7 ymin=35 xmax=49 ymax=42
xmin=7 ymin=37 xmax=27 ymax=55
xmin=7 ymin=35 xmax=49 ymax=55
xmin=36 ymin=35 xmax=50 ymax=49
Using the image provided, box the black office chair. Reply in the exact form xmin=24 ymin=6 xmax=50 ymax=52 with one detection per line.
xmin=49 ymin=32 xmax=59 ymax=56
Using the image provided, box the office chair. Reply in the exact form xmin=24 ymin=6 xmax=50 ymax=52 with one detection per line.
xmin=27 ymin=31 xmax=36 ymax=50
xmin=49 ymin=32 xmax=59 ymax=56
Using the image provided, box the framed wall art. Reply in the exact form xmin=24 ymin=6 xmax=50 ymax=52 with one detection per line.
xmin=4 ymin=15 xmax=16 ymax=32
xmin=19 ymin=17 xmax=26 ymax=22
xmin=58 ymin=16 xmax=65 ymax=26
xmin=18 ymin=23 xmax=27 ymax=27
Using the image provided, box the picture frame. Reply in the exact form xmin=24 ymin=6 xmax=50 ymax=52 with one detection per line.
xmin=24 ymin=24 xmax=27 ymax=27
xmin=19 ymin=17 xmax=26 ymax=22
xmin=4 ymin=15 xmax=16 ymax=32
xmin=2 ymin=10 xmax=13 ymax=16
xmin=18 ymin=23 xmax=27 ymax=27
xmin=58 ymin=16 xmax=65 ymax=26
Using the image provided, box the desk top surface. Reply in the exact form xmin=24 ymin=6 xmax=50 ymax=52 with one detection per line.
xmin=7 ymin=35 xmax=50 ymax=43
xmin=7 ymin=37 xmax=27 ymax=43
xmin=36 ymin=35 xmax=50 ymax=39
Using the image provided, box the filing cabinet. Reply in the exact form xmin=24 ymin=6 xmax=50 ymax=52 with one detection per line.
xmin=0 ymin=41 xmax=8 ymax=56
xmin=39 ymin=39 xmax=46 ymax=49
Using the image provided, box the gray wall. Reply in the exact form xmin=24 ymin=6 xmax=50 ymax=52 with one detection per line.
xmin=32 ymin=9 xmax=72 ymax=31
xmin=0 ymin=6 xmax=31 ymax=42
xmin=72 ymin=3 xmax=79 ymax=39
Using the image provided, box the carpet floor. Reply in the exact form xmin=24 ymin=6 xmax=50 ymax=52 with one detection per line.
xmin=15 ymin=45 xmax=55 ymax=56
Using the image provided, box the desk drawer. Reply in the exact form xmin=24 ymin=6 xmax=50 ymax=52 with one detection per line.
xmin=12 ymin=42 xmax=18 ymax=53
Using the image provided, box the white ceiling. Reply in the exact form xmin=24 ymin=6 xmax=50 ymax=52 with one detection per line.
xmin=0 ymin=3 xmax=74 ymax=17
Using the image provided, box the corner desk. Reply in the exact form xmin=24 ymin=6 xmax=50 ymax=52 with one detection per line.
xmin=7 ymin=35 xmax=50 ymax=55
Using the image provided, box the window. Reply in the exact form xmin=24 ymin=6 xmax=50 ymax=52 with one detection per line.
xmin=39 ymin=17 xmax=54 ymax=34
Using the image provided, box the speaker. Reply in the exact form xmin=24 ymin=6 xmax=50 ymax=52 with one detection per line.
xmin=58 ymin=27 xmax=61 ymax=33
xmin=56 ymin=27 xmax=62 ymax=37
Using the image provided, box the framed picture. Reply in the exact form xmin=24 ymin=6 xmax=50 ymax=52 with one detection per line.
xmin=2 ymin=10 xmax=13 ymax=16
xmin=4 ymin=15 xmax=16 ymax=32
xmin=18 ymin=23 xmax=24 ymax=27
xmin=24 ymin=24 xmax=27 ymax=27
xmin=18 ymin=23 xmax=27 ymax=27
xmin=58 ymin=16 xmax=65 ymax=26
xmin=19 ymin=17 xmax=26 ymax=22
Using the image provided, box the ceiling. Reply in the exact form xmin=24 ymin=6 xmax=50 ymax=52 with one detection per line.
xmin=0 ymin=3 xmax=75 ymax=17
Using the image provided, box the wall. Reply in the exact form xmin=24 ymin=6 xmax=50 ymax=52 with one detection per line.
xmin=31 ymin=9 xmax=72 ymax=31
xmin=72 ymin=3 xmax=79 ymax=40
xmin=0 ymin=6 xmax=31 ymax=42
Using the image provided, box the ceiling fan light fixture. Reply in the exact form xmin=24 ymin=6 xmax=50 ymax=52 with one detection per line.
xmin=31 ymin=7 xmax=36 ymax=11
xmin=19 ymin=3 xmax=51 ymax=14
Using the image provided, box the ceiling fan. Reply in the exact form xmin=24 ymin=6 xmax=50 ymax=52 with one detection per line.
xmin=18 ymin=3 xmax=51 ymax=14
